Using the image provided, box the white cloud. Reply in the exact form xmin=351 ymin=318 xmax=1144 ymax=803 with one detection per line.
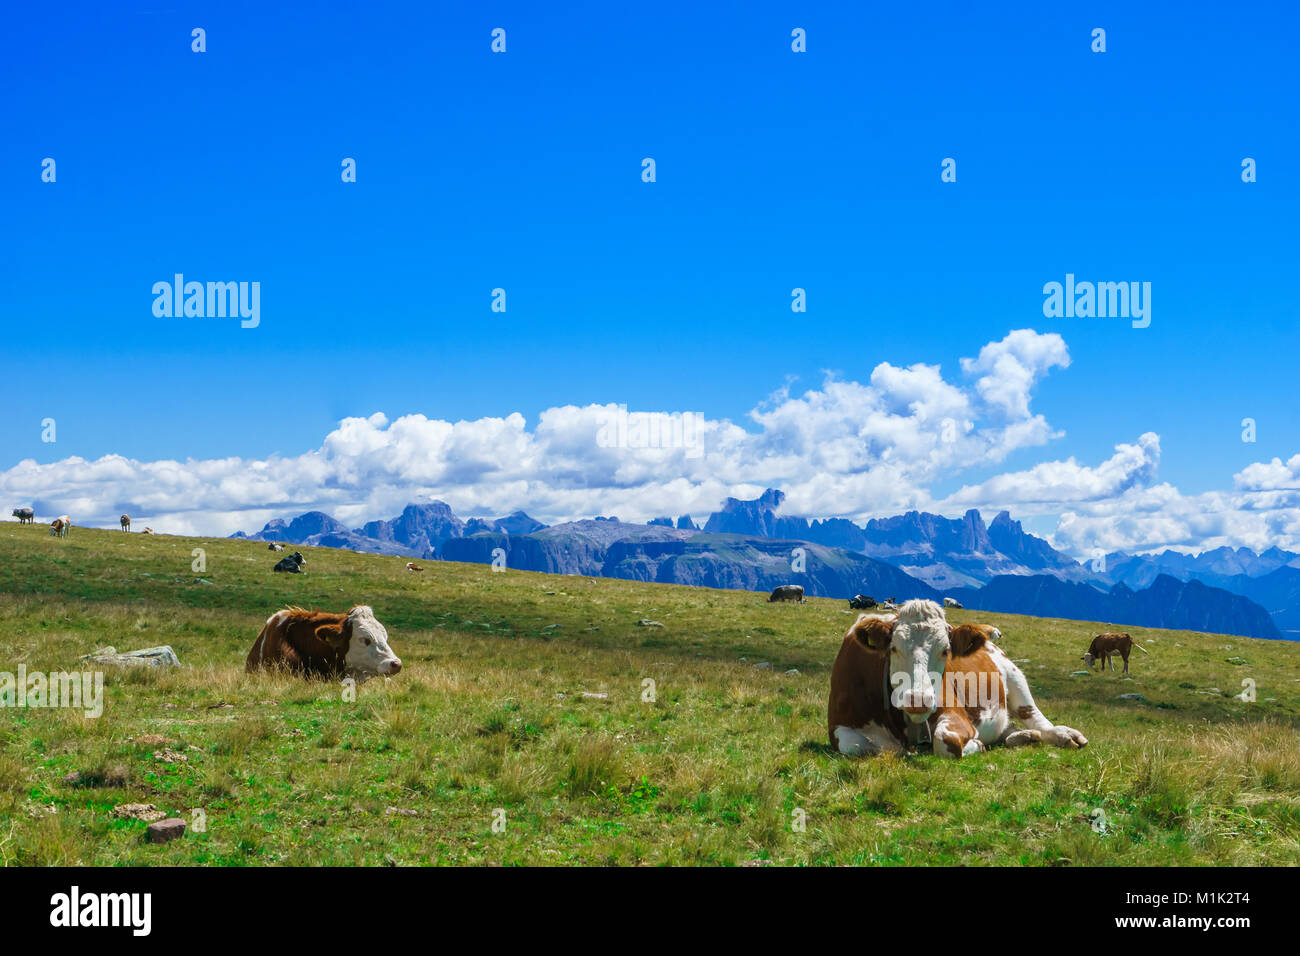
xmin=4 ymin=327 xmax=1299 ymax=560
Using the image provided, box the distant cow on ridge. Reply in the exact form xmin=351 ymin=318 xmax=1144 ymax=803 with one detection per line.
xmin=120 ymin=514 xmax=131 ymax=532
xmin=848 ymin=594 xmax=876 ymax=610
xmin=12 ymin=507 xmax=34 ymax=524
xmin=768 ymin=584 xmax=805 ymax=604
xmin=50 ymin=515 xmax=71 ymax=538
xmin=1082 ymin=632 xmax=1148 ymax=674
xmin=273 ymin=551 xmax=306 ymax=573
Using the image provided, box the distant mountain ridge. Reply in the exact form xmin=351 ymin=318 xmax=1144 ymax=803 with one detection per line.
xmin=231 ymin=491 xmax=1291 ymax=639
xmin=949 ymin=573 xmax=1282 ymax=640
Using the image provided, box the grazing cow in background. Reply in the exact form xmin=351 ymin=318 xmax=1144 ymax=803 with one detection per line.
xmin=943 ymin=596 xmax=963 ymax=609
xmin=273 ymin=551 xmax=306 ymax=573
xmin=827 ymin=600 xmax=1086 ymax=758
xmin=142 ymin=527 xmax=155 ymax=535
xmin=245 ymin=605 xmax=402 ymax=681
xmin=1082 ymin=632 xmax=1148 ymax=674
xmin=12 ymin=507 xmax=34 ymax=525
xmin=120 ymin=514 xmax=131 ymax=532
xmin=49 ymin=515 xmax=71 ymax=538
xmin=405 ymin=562 xmax=424 ymax=572
xmin=848 ymin=594 xmax=877 ymax=610
xmin=768 ymin=584 xmax=805 ymax=604
xmin=268 ymin=543 xmax=284 ymax=552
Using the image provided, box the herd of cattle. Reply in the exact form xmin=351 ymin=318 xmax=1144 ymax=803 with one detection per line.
xmin=12 ymin=509 xmax=1152 ymax=760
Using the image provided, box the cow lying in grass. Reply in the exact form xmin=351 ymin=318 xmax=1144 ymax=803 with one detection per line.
xmin=273 ymin=551 xmax=305 ymax=573
xmin=245 ymin=605 xmax=402 ymax=680
xmin=1082 ymin=632 xmax=1148 ymax=674
xmin=828 ymin=599 xmax=1087 ymax=758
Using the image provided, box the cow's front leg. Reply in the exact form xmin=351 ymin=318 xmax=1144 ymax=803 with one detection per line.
xmin=932 ymin=712 xmax=983 ymax=759
xmin=997 ymin=654 xmax=1088 ymax=749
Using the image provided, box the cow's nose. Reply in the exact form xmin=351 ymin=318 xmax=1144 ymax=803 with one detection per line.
xmin=902 ymin=705 xmax=931 ymax=716
xmin=388 ymin=660 xmax=402 ymax=674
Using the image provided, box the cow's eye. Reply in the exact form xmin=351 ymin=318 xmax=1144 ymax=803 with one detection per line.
xmin=364 ymin=638 xmax=372 ymax=646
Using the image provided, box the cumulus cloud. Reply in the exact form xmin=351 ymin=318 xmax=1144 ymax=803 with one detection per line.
xmin=5 ymin=327 xmax=1299 ymax=559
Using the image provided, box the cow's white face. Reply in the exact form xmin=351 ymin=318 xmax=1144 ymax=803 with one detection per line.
xmin=344 ymin=606 xmax=402 ymax=677
xmin=887 ymin=600 xmax=951 ymax=722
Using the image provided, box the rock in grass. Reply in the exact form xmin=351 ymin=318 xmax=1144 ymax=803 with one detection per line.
xmin=114 ymin=803 xmax=166 ymax=822
xmin=1116 ymin=693 xmax=1147 ymax=703
xmin=1070 ymin=670 xmax=1091 ymax=676
xmin=636 ymin=619 xmax=664 ymax=627
xmin=144 ymin=818 xmax=187 ymax=843
xmin=80 ymin=645 xmax=180 ymax=668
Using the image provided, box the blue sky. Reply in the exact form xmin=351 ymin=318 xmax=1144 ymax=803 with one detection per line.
xmin=2 ymin=2 xmax=1298 ymax=549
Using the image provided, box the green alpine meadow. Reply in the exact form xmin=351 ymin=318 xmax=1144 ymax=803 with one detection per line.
xmin=2 ymin=525 xmax=1298 ymax=866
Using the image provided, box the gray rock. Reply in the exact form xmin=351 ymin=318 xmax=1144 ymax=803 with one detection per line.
xmin=81 ymin=645 xmax=180 ymax=668
xmin=144 ymin=818 xmax=187 ymax=843
xmin=1116 ymin=693 xmax=1147 ymax=702
xmin=783 ymin=668 xmax=800 ymax=676
xmin=636 ymin=619 xmax=664 ymax=627
xmin=1070 ymin=670 xmax=1091 ymax=676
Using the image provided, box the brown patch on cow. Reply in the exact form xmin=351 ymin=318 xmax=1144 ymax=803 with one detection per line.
xmin=940 ymin=731 xmax=964 ymax=757
xmin=1017 ymin=705 xmax=1036 ymax=721
xmin=827 ymin=614 xmax=906 ymax=750
xmin=245 ymin=606 xmax=362 ymax=678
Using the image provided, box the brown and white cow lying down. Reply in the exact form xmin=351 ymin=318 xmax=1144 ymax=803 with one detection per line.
xmin=828 ymin=599 xmax=1087 ymax=758
xmin=245 ymin=605 xmax=402 ymax=681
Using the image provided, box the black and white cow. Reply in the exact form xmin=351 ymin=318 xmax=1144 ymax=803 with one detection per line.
xmin=272 ymin=551 xmax=306 ymax=573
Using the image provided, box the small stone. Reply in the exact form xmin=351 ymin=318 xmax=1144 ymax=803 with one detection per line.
xmin=145 ymin=818 xmax=187 ymax=843
xmin=1116 ymin=693 xmax=1147 ymax=703
xmin=636 ymin=619 xmax=664 ymax=627
xmin=784 ymin=668 xmax=800 ymax=675
xmin=61 ymin=771 xmax=82 ymax=785
xmin=581 ymin=691 xmax=608 ymax=699
xmin=1070 ymin=670 xmax=1090 ymax=676
xmin=754 ymin=662 xmax=772 ymax=669
xmin=114 ymin=803 xmax=166 ymax=822
xmin=385 ymin=806 xmax=418 ymax=817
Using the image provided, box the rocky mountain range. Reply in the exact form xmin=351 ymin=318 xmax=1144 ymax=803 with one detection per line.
xmin=231 ymin=491 xmax=1292 ymax=640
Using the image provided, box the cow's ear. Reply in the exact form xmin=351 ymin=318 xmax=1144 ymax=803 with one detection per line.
xmin=851 ymin=615 xmax=895 ymax=651
xmin=315 ymin=622 xmax=347 ymax=648
xmin=949 ymin=624 xmax=987 ymax=658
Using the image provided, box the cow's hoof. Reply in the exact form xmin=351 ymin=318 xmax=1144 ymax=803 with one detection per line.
xmin=1051 ymin=726 xmax=1088 ymax=749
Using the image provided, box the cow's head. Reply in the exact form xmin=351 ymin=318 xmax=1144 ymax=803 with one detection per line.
xmin=291 ymin=552 xmax=305 ymax=564
xmin=885 ymin=599 xmax=953 ymax=722
xmin=341 ymin=605 xmax=401 ymax=677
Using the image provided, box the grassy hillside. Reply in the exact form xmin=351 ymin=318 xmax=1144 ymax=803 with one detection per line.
xmin=1 ymin=524 xmax=1298 ymax=866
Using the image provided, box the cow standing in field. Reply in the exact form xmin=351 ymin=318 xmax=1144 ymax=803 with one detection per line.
xmin=142 ymin=527 xmax=155 ymax=535
xmin=405 ymin=562 xmax=424 ymax=572
xmin=12 ymin=507 xmax=34 ymax=525
xmin=120 ymin=514 xmax=131 ymax=532
xmin=49 ymin=515 xmax=71 ymax=538
xmin=245 ymin=605 xmax=402 ymax=681
xmin=768 ymin=584 xmax=805 ymax=604
xmin=828 ymin=599 xmax=1086 ymax=758
xmin=1082 ymin=632 xmax=1148 ymax=674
